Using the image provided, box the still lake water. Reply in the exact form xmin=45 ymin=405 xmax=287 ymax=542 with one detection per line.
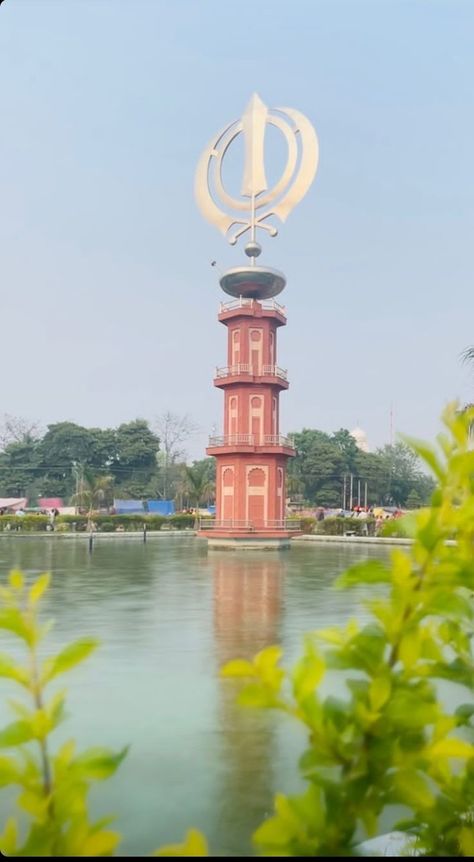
xmin=0 ymin=536 xmax=391 ymax=856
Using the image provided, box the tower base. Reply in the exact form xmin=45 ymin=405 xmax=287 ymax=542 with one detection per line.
xmin=198 ymin=530 xmax=293 ymax=550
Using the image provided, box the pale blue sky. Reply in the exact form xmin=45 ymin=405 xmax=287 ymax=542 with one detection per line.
xmin=1 ymin=0 xmax=473 ymax=459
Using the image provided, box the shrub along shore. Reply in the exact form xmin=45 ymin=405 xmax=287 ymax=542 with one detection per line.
xmin=0 ymin=513 xmax=198 ymax=533
xmin=0 ymin=513 xmax=413 ymax=539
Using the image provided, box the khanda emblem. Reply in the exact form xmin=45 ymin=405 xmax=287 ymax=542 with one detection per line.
xmin=195 ymin=93 xmax=319 ymax=248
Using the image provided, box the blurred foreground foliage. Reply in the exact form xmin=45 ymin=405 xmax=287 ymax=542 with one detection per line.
xmin=219 ymin=403 xmax=474 ymax=857
xmin=0 ymin=571 xmax=128 ymax=856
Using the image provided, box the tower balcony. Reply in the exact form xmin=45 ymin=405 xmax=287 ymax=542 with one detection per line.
xmin=218 ymin=297 xmax=287 ymax=326
xmin=213 ymin=363 xmax=289 ymax=389
xmin=207 ymin=433 xmax=295 ymax=456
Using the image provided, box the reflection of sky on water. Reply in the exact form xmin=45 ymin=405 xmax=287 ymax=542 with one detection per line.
xmin=0 ymin=537 xmax=462 ymax=856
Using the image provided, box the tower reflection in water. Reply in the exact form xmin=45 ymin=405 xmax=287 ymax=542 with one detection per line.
xmin=212 ymin=553 xmax=284 ymax=856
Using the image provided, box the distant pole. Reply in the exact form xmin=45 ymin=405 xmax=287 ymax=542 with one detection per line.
xmin=357 ymin=479 xmax=361 ymax=507
xmin=364 ymin=481 xmax=368 ymax=509
xmin=143 ymin=522 xmax=147 ymax=543
xmin=343 ymin=474 xmax=347 ymax=510
xmin=88 ymin=531 xmax=93 ymax=553
xmin=349 ymin=474 xmax=353 ymax=510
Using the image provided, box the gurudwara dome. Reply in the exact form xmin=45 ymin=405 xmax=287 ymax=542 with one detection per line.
xmin=350 ymin=426 xmax=369 ymax=453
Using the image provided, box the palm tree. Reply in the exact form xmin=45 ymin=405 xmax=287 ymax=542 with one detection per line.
xmin=72 ymin=468 xmax=113 ymax=530
xmin=182 ymin=464 xmax=215 ymax=527
xmin=461 ymin=346 xmax=474 ymax=366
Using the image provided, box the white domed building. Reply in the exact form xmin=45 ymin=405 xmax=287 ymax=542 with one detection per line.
xmin=350 ymin=426 xmax=370 ymax=453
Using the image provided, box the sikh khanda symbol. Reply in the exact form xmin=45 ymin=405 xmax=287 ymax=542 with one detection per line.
xmin=195 ymin=93 xmax=319 ymax=249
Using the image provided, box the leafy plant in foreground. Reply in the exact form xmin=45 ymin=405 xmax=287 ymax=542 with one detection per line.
xmin=0 ymin=571 xmax=127 ymax=856
xmin=219 ymin=403 xmax=474 ymax=856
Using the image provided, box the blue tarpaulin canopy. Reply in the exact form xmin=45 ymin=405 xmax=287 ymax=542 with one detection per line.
xmin=114 ymin=499 xmax=145 ymax=515
xmin=147 ymin=500 xmax=175 ymax=515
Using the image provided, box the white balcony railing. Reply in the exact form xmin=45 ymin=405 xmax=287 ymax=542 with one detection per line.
xmin=215 ymin=363 xmax=288 ymax=381
xmin=262 ymin=364 xmax=288 ymax=380
xmin=262 ymin=434 xmax=294 ymax=447
xmin=219 ymin=297 xmax=286 ymax=316
xmin=208 ymin=433 xmax=255 ymax=447
xmin=199 ymin=518 xmax=301 ymax=532
xmin=215 ymin=363 xmax=251 ymax=378
xmin=208 ymin=433 xmax=294 ymax=449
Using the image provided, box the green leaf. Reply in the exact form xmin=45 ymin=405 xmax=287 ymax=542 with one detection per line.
xmin=417 ymin=513 xmax=442 ymax=552
xmin=29 ymin=573 xmax=51 ymax=605
xmin=392 ymin=769 xmax=434 ymax=809
xmin=153 ymin=828 xmax=208 ymax=857
xmin=368 ymin=676 xmax=391 ymax=711
xmin=81 ymin=829 xmax=122 ymax=856
xmin=9 ymin=570 xmax=24 ymax=590
xmin=254 ymin=645 xmax=283 ymax=674
xmin=253 ymin=814 xmax=293 ymax=850
xmin=55 ymin=738 xmax=76 ymax=767
xmin=323 ymin=696 xmax=350 ymax=732
xmin=14 ymin=820 xmax=56 ymax=856
xmin=0 ymin=817 xmax=18 ymax=855
xmin=386 ymin=691 xmax=438 ymax=729
xmin=45 ymin=689 xmax=67 ymax=729
xmin=0 ymin=720 xmax=35 ymax=748
xmin=0 ymin=652 xmax=29 ymax=687
xmin=0 ymin=608 xmax=34 ymax=644
xmin=30 ymin=708 xmax=51 ymax=741
xmin=0 ymin=755 xmax=20 ymax=786
xmin=399 ymin=629 xmax=421 ymax=670
xmin=428 ymin=738 xmax=474 ymax=760
xmin=43 ymin=637 xmax=98 ymax=682
xmin=292 ymin=648 xmax=325 ymax=700
xmin=237 ymin=683 xmax=276 ymax=708
xmin=73 ymin=745 xmax=128 ymax=780
xmin=336 ymin=559 xmax=391 ymax=588
xmin=253 ymin=646 xmax=284 ymax=691
xmin=459 ymin=827 xmax=474 ymax=857
xmin=402 ymin=436 xmax=446 ymax=481
xmin=426 ymin=590 xmax=474 ymax=621
xmin=18 ymin=788 xmax=50 ymax=819
xmin=316 ymin=626 xmax=344 ymax=646
xmin=220 ymin=659 xmax=256 ymax=678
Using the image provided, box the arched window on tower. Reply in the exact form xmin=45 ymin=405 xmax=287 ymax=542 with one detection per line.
xmin=232 ymin=329 xmax=240 ymax=366
xmin=249 ymin=329 xmax=262 ymax=374
xmin=250 ymin=395 xmax=263 ymax=443
xmin=228 ymin=395 xmax=238 ymax=437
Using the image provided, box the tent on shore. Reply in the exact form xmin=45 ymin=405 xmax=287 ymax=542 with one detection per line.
xmin=0 ymin=498 xmax=28 ymax=513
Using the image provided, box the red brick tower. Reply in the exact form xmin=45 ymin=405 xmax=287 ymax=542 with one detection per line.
xmin=200 ymin=288 xmax=297 ymax=548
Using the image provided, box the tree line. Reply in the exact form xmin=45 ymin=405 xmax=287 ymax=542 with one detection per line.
xmin=287 ymin=428 xmax=435 ymax=508
xmin=0 ymin=413 xmax=213 ymax=509
xmin=0 ymin=415 xmax=435 ymax=510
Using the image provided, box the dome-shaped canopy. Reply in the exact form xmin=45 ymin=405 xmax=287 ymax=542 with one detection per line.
xmin=350 ymin=426 xmax=369 ymax=453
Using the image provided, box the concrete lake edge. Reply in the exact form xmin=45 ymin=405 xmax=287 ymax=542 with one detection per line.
xmin=0 ymin=530 xmax=413 ymax=546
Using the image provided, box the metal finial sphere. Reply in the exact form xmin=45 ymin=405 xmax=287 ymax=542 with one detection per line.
xmin=245 ymin=240 xmax=262 ymax=258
